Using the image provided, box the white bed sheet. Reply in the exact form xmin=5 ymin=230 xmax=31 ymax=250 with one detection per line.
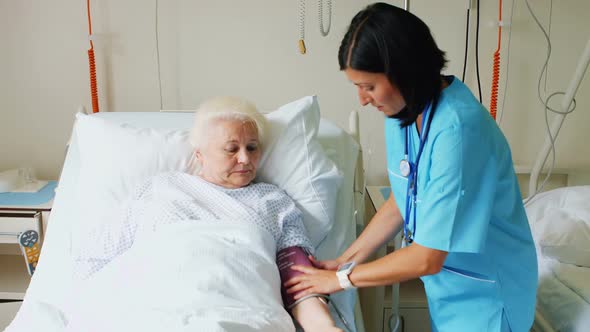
xmin=535 ymin=256 xmax=590 ymax=332
xmin=527 ymin=186 xmax=590 ymax=332
xmin=6 ymin=112 xmax=360 ymax=332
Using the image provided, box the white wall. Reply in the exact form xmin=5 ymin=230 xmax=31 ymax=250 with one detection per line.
xmin=1 ymin=0 xmax=589 ymax=185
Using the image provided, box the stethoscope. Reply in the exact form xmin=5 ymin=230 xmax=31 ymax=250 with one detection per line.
xmin=400 ymin=102 xmax=435 ymax=246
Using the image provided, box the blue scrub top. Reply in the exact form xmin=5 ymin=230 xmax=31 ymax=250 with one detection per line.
xmin=385 ymin=76 xmax=538 ymax=332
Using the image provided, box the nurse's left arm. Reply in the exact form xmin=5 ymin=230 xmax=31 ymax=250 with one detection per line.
xmin=286 ymin=243 xmax=447 ymax=297
xmin=349 ymin=242 xmax=448 ymax=287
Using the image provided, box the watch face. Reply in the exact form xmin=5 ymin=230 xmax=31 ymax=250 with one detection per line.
xmin=338 ymin=262 xmax=354 ymax=272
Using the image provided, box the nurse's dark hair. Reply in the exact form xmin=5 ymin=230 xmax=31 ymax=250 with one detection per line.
xmin=338 ymin=2 xmax=447 ymax=127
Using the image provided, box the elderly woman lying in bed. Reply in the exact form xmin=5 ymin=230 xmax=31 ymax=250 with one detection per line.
xmin=66 ymin=97 xmax=341 ymax=332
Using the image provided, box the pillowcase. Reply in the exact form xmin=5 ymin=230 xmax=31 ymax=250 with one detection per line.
xmin=72 ymin=95 xmax=342 ymax=276
xmin=72 ymin=115 xmax=194 ymax=277
xmin=257 ymin=96 xmax=343 ymax=246
xmin=74 ymin=113 xmax=194 ymax=213
xmin=526 ymin=186 xmax=590 ymax=267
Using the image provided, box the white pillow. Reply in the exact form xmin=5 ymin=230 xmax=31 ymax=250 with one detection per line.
xmin=72 ymin=96 xmax=342 ymax=273
xmin=74 ymin=114 xmax=193 ymax=213
xmin=72 ymin=115 xmax=194 ymax=276
xmin=258 ymin=96 xmax=342 ymax=246
xmin=526 ymin=186 xmax=590 ymax=268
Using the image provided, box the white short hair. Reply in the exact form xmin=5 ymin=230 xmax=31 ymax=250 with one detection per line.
xmin=189 ymin=96 xmax=267 ymax=150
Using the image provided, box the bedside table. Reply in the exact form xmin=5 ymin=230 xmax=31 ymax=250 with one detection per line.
xmin=0 ymin=181 xmax=56 ymax=300
xmin=365 ymin=186 xmax=431 ymax=332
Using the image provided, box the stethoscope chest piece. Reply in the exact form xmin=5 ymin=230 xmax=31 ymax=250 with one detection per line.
xmin=399 ymin=159 xmax=411 ymax=178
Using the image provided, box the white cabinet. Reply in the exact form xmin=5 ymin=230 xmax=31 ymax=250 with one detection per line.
xmin=0 ymin=211 xmax=42 ymax=245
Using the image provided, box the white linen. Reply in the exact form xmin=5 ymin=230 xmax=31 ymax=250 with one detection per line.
xmin=74 ymin=172 xmax=314 ymax=279
xmin=4 ymin=301 xmax=66 ymax=332
xmin=529 ymin=187 xmax=590 ymax=332
xmin=536 ymin=256 xmax=590 ymax=332
xmin=65 ymin=222 xmax=293 ymax=332
xmin=6 ymin=111 xmax=360 ymax=332
xmin=258 ymin=96 xmax=342 ymax=246
xmin=65 ymin=174 xmax=294 ymax=331
xmin=526 ymin=185 xmax=590 ymax=268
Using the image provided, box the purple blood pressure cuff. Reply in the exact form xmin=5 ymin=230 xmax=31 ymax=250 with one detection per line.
xmin=277 ymin=246 xmax=327 ymax=309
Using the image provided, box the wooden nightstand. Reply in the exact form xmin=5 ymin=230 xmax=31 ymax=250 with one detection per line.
xmin=365 ymin=186 xmax=431 ymax=332
xmin=0 ymin=181 xmax=56 ymax=300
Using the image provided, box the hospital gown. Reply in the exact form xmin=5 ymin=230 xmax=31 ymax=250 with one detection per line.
xmin=75 ymin=171 xmax=313 ymax=278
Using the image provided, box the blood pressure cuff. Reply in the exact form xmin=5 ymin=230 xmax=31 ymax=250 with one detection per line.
xmin=277 ymin=246 xmax=327 ymax=309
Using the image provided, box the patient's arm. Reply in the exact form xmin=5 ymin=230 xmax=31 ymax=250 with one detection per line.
xmin=277 ymin=246 xmax=342 ymax=332
xmin=291 ymin=297 xmax=341 ymax=332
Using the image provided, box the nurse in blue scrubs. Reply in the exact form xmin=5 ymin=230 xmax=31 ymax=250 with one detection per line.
xmin=285 ymin=3 xmax=538 ymax=331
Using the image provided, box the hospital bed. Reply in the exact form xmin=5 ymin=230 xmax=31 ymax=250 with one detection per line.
xmin=521 ymin=171 xmax=590 ymax=332
xmin=4 ymin=96 xmax=367 ymax=332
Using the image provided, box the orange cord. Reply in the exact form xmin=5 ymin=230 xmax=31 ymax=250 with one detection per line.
xmin=87 ymin=0 xmax=99 ymax=113
xmin=489 ymin=0 xmax=502 ymax=120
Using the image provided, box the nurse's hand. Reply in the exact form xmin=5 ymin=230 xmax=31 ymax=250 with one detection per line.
xmin=308 ymin=255 xmax=341 ymax=271
xmin=284 ymin=265 xmax=341 ymax=299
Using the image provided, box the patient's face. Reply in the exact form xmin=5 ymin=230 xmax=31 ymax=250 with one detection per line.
xmin=196 ymin=118 xmax=261 ymax=189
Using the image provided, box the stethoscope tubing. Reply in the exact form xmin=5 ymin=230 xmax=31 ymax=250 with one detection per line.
xmin=402 ymin=101 xmax=436 ymax=244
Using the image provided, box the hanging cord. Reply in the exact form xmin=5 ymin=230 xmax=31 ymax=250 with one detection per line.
xmin=298 ymin=0 xmax=306 ymax=54
xmin=86 ymin=0 xmax=99 ymax=113
xmin=461 ymin=7 xmax=470 ymax=82
xmin=498 ymin=0 xmax=516 ymax=126
xmin=523 ymin=0 xmax=577 ymax=206
xmin=489 ymin=0 xmax=503 ymax=120
xmin=543 ymin=0 xmax=553 ymax=93
xmin=155 ymin=0 xmax=163 ymax=110
xmin=318 ymin=0 xmax=332 ymax=37
xmin=475 ymin=0 xmax=482 ymax=103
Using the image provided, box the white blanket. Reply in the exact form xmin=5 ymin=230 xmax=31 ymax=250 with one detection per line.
xmin=64 ymin=221 xmax=294 ymax=332
xmin=63 ymin=177 xmax=296 ymax=332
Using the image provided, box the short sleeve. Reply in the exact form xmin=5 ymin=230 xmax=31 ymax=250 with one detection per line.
xmin=413 ymin=125 xmax=497 ymax=253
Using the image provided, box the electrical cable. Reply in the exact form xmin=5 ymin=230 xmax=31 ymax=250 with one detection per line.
xmin=388 ymin=313 xmax=401 ymax=332
xmin=298 ymin=0 xmax=306 ymax=54
xmin=524 ymin=91 xmax=576 ymax=206
xmin=86 ymin=0 xmax=99 ymax=113
xmin=489 ymin=0 xmax=503 ymax=120
xmin=475 ymin=0 xmax=482 ymax=103
xmin=155 ymin=0 xmax=163 ymax=110
xmin=523 ymin=0 xmax=577 ymax=206
xmin=544 ymin=0 xmax=553 ymax=93
xmin=498 ymin=0 xmax=516 ymax=126
xmin=461 ymin=8 xmax=470 ymax=82
xmin=525 ymin=0 xmax=567 ymax=114
xmin=318 ymin=0 xmax=332 ymax=37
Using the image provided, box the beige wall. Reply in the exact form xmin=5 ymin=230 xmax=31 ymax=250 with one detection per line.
xmin=1 ymin=0 xmax=589 ymax=185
